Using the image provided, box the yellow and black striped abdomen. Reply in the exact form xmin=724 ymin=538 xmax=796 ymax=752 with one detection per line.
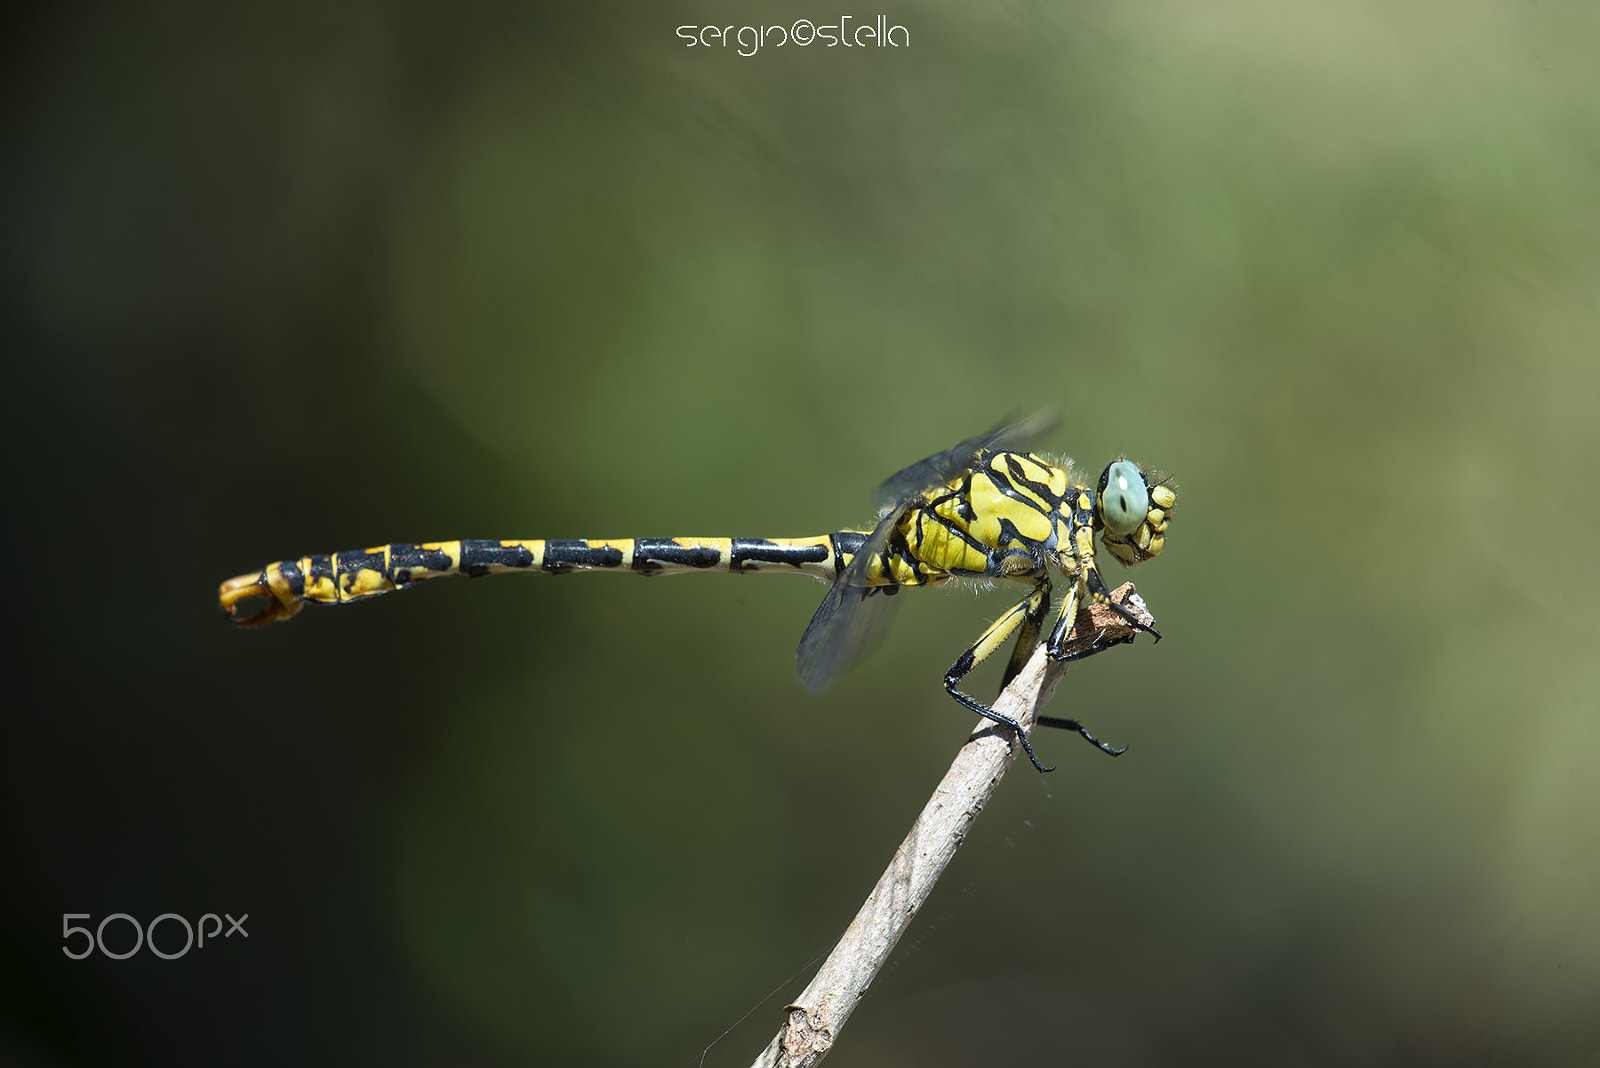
xmin=219 ymin=535 xmax=863 ymax=627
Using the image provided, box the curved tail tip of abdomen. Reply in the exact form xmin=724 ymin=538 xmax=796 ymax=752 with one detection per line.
xmin=218 ymin=571 xmax=299 ymax=627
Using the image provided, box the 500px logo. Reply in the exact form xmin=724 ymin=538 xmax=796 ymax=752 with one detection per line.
xmin=676 ymin=16 xmax=909 ymax=57
xmin=62 ymin=912 xmax=248 ymax=960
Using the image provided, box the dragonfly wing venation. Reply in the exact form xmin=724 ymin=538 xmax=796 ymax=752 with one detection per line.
xmin=869 ymin=413 xmax=1058 ymax=513
xmin=795 ymin=507 xmax=907 ymax=693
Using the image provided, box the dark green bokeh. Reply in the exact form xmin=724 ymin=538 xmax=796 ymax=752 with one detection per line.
xmin=5 ymin=3 xmax=1598 ymax=1064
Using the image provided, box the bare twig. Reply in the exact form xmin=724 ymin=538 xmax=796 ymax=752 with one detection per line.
xmin=751 ymin=583 xmax=1156 ymax=1067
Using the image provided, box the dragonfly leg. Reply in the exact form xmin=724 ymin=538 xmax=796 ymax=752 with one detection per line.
xmin=1044 ymin=571 xmax=1157 ymax=665
xmin=944 ymin=582 xmax=1056 ymax=773
xmin=1034 ymin=714 xmax=1128 ymax=756
xmin=1046 ymin=568 xmax=1161 ymax=657
xmin=1024 ymin=579 xmax=1130 ymax=756
xmin=999 ymin=578 xmax=1052 ymax=691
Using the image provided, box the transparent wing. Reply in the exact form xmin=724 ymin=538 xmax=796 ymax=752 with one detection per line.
xmin=795 ymin=509 xmax=907 ymax=694
xmin=869 ymin=412 xmax=1058 ymax=512
xmin=798 ymin=412 xmax=1058 ymax=693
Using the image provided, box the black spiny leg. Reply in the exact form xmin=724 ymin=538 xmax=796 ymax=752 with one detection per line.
xmin=1034 ymin=715 xmax=1128 ymax=756
xmin=944 ymin=582 xmax=1055 ymax=773
xmin=1045 ymin=567 xmax=1160 ymax=658
xmin=1027 ymin=573 xmax=1154 ymax=757
xmin=1033 ymin=603 xmax=1132 ymax=753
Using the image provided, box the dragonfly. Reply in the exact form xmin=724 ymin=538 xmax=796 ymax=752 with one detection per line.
xmin=218 ymin=420 xmax=1176 ymax=771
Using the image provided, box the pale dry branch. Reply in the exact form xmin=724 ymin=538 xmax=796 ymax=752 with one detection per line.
xmin=751 ymin=583 xmax=1156 ymax=1068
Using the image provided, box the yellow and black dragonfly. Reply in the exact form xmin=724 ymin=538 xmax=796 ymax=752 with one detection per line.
xmin=219 ymin=421 xmax=1175 ymax=770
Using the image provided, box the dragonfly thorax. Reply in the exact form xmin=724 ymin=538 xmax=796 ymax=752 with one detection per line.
xmin=898 ymin=450 xmax=1080 ymax=582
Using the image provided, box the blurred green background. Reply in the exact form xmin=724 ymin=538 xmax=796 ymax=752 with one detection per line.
xmin=5 ymin=2 xmax=1598 ymax=1064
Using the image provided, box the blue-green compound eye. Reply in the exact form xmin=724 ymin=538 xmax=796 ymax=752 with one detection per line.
xmin=1100 ymin=461 xmax=1149 ymax=536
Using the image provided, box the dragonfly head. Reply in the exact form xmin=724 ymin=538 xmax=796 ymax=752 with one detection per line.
xmin=1097 ymin=460 xmax=1175 ymax=566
